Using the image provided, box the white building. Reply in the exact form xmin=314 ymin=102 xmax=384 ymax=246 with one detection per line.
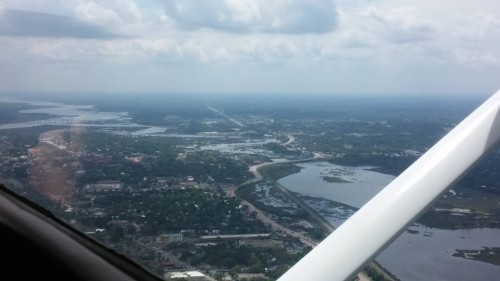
xmin=85 ymin=181 xmax=123 ymax=192
xmin=164 ymin=271 xmax=206 ymax=281
xmin=156 ymin=233 xmax=183 ymax=244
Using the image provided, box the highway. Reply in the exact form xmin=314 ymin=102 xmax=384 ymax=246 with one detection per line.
xmin=282 ymin=134 xmax=295 ymax=146
xmin=227 ymin=158 xmax=397 ymax=281
xmin=206 ymin=105 xmax=245 ymax=127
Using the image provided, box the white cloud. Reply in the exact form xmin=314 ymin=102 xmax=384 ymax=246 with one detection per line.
xmin=3 ymin=0 xmax=144 ymax=37
xmin=75 ymin=0 xmax=142 ymax=26
xmin=0 ymin=9 xmax=124 ymax=39
xmin=359 ymin=6 xmax=435 ymax=43
xmin=1 ymin=0 xmax=500 ymax=95
xmin=74 ymin=2 xmax=123 ymax=26
xmin=163 ymin=0 xmax=339 ymax=34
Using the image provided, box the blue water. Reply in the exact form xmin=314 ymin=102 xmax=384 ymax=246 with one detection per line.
xmin=279 ymin=162 xmax=500 ymax=281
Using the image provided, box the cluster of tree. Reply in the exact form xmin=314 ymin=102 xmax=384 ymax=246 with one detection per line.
xmin=92 ymin=94 xmax=214 ymax=126
xmin=330 ymin=154 xmax=417 ymax=176
xmin=79 ymin=132 xmax=251 ymax=185
xmin=0 ymin=103 xmax=55 ymax=123
xmin=364 ymin=265 xmax=389 ymax=281
xmin=262 ymin=143 xmax=301 ymax=156
xmin=237 ymin=184 xmax=307 ymax=220
xmin=179 ymin=242 xmax=306 ymax=277
xmin=456 ymin=151 xmax=500 ymax=195
xmin=417 ymin=203 xmax=499 ymax=230
xmin=258 ymin=164 xmax=302 ymax=182
xmin=89 ymin=188 xmax=269 ymax=236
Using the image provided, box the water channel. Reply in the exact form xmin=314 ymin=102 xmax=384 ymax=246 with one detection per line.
xmin=278 ymin=162 xmax=500 ymax=281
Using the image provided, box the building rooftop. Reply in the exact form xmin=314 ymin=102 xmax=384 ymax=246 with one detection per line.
xmin=165 ymin=271 xmax=206 ymax=279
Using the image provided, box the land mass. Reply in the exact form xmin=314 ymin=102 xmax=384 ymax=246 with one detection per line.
xmin=322 ymin=176 xmax=352 ymax=183
xmin=453 ymin=247 xmax=500 ymax=266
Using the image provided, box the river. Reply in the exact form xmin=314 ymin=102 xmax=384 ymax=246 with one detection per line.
xmin=0 ymin=99 xmax=252 ymax=139
xmin=0 ymin=98 xmax=133 ymax=130
xmin=0 ymin=98 xmax=287 ymax=156
xmin=278 ymin=162 xmax=500 ymax=281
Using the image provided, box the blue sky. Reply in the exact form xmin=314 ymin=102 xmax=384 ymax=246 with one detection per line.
xmin=0 ymin=0 xmax=499 ymax=96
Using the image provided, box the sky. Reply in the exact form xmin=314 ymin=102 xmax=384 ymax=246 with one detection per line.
xmin=0 ymin=0 xmax=499 ymax=96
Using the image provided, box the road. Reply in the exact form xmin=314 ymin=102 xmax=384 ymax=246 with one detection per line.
xmin=236 ymin=194 xmax=318 ymax=248
xmin=275 ymin=182 xmax=334 ymax=233
xmin=206 ymin=105 xmax=245 ymax=127
xmin=227 ymin=158 xmax=319 ymax=247
xmin=228 ymin=158 xmax=397 ymax=281
xmin=282 ymin=134 xmax=295 ymax=146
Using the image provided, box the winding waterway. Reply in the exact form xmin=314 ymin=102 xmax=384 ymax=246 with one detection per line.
xmin=0 ymin=99 xmax=246 ymax=139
